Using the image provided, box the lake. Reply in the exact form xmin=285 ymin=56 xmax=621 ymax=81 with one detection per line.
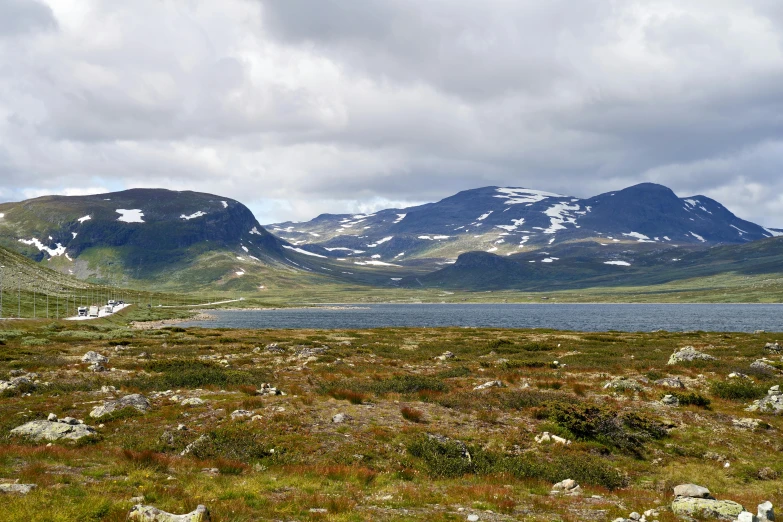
xmin=179 ymin=303 xmax=783 ymax=332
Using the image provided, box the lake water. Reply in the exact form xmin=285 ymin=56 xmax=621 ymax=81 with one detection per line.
xmin=179 ymin=303 xmax=783 ymax=332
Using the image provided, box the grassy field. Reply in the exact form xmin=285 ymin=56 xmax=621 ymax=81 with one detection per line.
xmin=0 ymin=309 xmax=781 ymax=520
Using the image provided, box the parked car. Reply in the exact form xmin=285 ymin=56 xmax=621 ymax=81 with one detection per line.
xmin=77 ymin=307 xmax=88 ymax=317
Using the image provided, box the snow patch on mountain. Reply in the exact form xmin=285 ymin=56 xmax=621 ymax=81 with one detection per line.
xmin=116 ymin=209 xmax=144 ymax=223
xmin=368 ymin=236 xmax=393 ymax=247
xmin=477 ymin=211 xmax=493 ymax=221
xmin=77 ymin=215 xmax=91 ymax=223
xmin=19 ymin=238 xmax=67 ymax=257
xmin=394 ymin=213 xmax=407 ymax=223
xmin=282 ymin=245 xmax=327 ymax=258
xmin=180 ymin=211 xmax=207 ymax=220
xmin=690 ymin=231 xmax=707 ymax=242
xmin=605 ymin=260 xmax=631 ymax=266
xmin=494 ymin=187 xmax=563 ymax=205
xmin=622 ymin=232 xmax=654 ymax=243
xmin=543 ymin=203 xmax=581 ymax=234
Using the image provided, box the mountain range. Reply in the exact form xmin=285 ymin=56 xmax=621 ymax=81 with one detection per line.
xmin=0 ymin=183 xmax=780 ymax=294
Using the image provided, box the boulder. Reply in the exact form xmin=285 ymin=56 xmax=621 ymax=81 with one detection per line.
xmin=90 ymin=394 xmax=151 ymax=419
xmin=81 ymin=351 xmax=108 ymax=364
xmin=0 ymin=375 xmax=36 ymax=393
xmin=257 ymin=383 xmax=284 ymax=396
xmin=127 ymin=504 xmax=210 ymax=522
xmin=551 ymin=478 xmax=581 ymax=496
xmin=764 ymin=343 xmax=782 ymax=353
xmin=674 ymin=484 xmax=713 ymax=499
xmin=757 ymin=501 xmax=774 ymax=522
xmin=230 ymin=410 xmax=253 ymax=419
xmin=181 ymin=398 xmax=206 ymax=406
xmin=671 ymin=498 xmax=744 ymax=520
xmin=746 ymin=386 xmax=783 ymax=414
xmin=535 ymin=431 xmax=571 ymax=445
xmin=750 ymin=360 xmax=777 ymax=373
xmin=604 ymin=377 xmax=644 ymax=392
xmin=0 ymin=483 xmax=37 ymax=494
xmin=434 ymin=351 xmax=455 ymax=361
xmin=332 ymin=413 xmax=349 ymax=423
xmin=10 ymin=419 xmax=96 ymax=442
xmin=668 ymin=347 xmax=716 ymax=365
xmin=655 ymin=376 xmax=686 ymax=388
xmin=661 ymin=394 xmax=679 ymax=406
xmin=732 ymin=418 xmax=761 ymax=430
xmin=473 ymin=380 xmax=504 ymax=391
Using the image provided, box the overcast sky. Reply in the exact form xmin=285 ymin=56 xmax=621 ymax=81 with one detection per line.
xmin=1 ymin=0 xmax=783 ymax=226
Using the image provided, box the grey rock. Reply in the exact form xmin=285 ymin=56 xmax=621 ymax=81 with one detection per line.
xmin=181 ymin=397 xmax=206 ymax=406
xmin=434 ymin=351 xmax=455 ymax=361
xmin=81 ymin=351 xmax=108 ymax=364
xmin=655 ymin=376 xmax=686 ymax=388
xmin=551 ymin=478 xmax=581 ymax=496
xmin=11 ymin=419 xmax=96 ymax=442
xmin=750 ymin=360 xmax=777 ymax=373
xmin=127 ymin=504 xmax=211 ymax=522
xmin=757 ymin=501 xmax=774 ymax=521
xmin=674 ymin=483 xmax=713 ymax=499
xmin=668 ymin=347 xmax=716 ymax=364
xmin=764 ymin=343 xmax=782 ymax=353
xmin=47 ymin=413 xmax=58 ymax=422
xmin=230 ymin=409 xmax=253 ymax=419
xmin=0 ymin=483 xmax=37 ymax=494
xmin=739 ymin=512 xmax=759 ymax=522
xmin=61 ymin=417 xmax=79 ymax=425
xmin=733 ymin=418 xmax=761 ymax=430
xmin=0 ymin=376 xmax=36 ymax=392
xmin=661 ymin=394 xmax=680 ymax=406
xmin=473 ymin=380 xmax=504 ymax=391
xmin=180 ymin=435 xmax=208 ymax=457
xmin=90 ymin=394 xmax=151 ymax=418
xmin=746 ymin=387 xmax=783 ymax=413
xmin=604 ymin=377 xmax=644 ymax=392
xmin=629 ymin=513 xmax=641 ymax=521
xmin=332 ymin=413 xmax=349 ymax=423
xmin=89 ymin=363 xmax=106 ymax=373
xmin=671 ymin=498 xmax=744 ymax=520
xmin=256 ymin=383 xmax=284 ymax=396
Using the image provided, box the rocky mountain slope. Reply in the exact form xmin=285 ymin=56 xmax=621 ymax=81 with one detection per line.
xmin=267 ymin=183 xmax=777 ymax=267
xmin=0 ymin=189 xmax=321 ymax=290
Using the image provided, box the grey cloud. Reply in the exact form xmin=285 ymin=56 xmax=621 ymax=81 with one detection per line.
xmin=0 ymin=0 xmax=56 ymax=37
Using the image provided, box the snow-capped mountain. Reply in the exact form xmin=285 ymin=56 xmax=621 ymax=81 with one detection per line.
xmin=267 ymin=183 xmax=775 ymax=264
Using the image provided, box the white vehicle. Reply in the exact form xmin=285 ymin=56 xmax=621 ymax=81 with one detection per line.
xmin=103 ymin=305 xmax=113 ymax=314
xmin=88 ymin=306 xmax=99 ymax=318
xmin=108 ymin=300 xmax=116 ymax=306
xmin=77 ymin=307 xmax=88 ymax=317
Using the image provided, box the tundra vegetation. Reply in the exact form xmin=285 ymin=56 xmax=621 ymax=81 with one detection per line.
xmin=0 ymin=308 xmax=781 ymax=521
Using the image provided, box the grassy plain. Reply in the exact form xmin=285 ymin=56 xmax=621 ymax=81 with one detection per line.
xmin=0 ymin=305 xmax=781 ymax=520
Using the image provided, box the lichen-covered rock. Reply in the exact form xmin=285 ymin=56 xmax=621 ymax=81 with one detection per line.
xmin=674 ymin=483 xmax=713 ymax=499
xmin=750 ymin=359 xmax=778 ymax=373
xmin=81 ymin=351 xmax=108 ymax=364
xmin=181 ymin=397 xmax=206 ymax=406
xmin=764 ymin=342 xmax=782 ymax=353
xmin=757 ymin=501 xmax=774 ymax=521
xmin=604 ymin=377 xmax=644 ymax=392
xmin=0 ymin=483 xmax=37 ymax=494
xmin=746 ymin=386 xmax=783 ymax=414
xmin=655 ymin=376 xmax=686 ymax=388
xmin=551 ymin=478 xmax=581 ymax=496
xmin=668 ymin=347 xmax=716 ymax=365
xmin=473 ymin=380 xmax=504 ymax=391
xmin=10 ymin=419 xmax=96 ymax=442
xmin=0 ymin=375 xmax=36 ymax=392
xmin=661 ymin=394 xmax=680 ymax=406
xmin=671 ymin=498 xmax=744 ymax=520
xmin=256 ymin=383 xmax=284 ymax=396
xmin=90 ymin=394 xmax=151 ymax=418
xmin=127 ymin=504 xmax=210 ymax=521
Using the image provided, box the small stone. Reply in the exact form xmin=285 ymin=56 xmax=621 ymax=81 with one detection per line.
xmin=309 ymin=508 xmax=327 ymax=513
xmin=629 ymin=512 xmax=641 ymax=520
xmin=47 ymin=413 xmax=57 ymax=422
xmin=230 ymin=409 xmax=253 ymax=419
xmin=181 ymin=397 xmax=206 ymax=406
xmin=177 ymin=424 xmax=187 ymax=431
xmin=332 ymin=413 xmax=348 ymax=423
xmin=130 ymin=496 xmax=144 ymax=504
xmin=81 ymin=351 xmax=108 ymax=364
xmin=757 ymin=501 xmax=774 ymax=521
xmin=467 ymin=515 xmax=479 ymax=522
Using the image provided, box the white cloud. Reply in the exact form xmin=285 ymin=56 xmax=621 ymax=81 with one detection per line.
xmin=0 ymin=0 xmax=782 ymax=226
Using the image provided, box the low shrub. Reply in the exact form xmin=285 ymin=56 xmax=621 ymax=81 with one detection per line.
xmin=710 ymin=380 xmax=767 ymax=401
xmin=189 ymin=425 xmax=274 ymax=462
xmin=407 ymin=435 xmax=626 ymax=489
xmin=400 ymin=406 xmax=424 ymax=423
xmin=329 ymin=389 xmax=367 ymax=404
xmin=666 ymin=391 xmax=711 ymax=408
xmin=547 ymin=402 xmax=667 ymax=456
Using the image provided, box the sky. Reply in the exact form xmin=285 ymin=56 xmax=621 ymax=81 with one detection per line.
xmin=1 ymin=1 xmax=783 ymax=226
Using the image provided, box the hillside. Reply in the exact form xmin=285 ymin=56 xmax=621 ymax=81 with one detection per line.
xmin=267 ymin=183 xmax=776 ymax=268
xmin=0 ymin=189 xmax=340 ymax=292
xmin=404 ymin=236 xmax=783 ymax=291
